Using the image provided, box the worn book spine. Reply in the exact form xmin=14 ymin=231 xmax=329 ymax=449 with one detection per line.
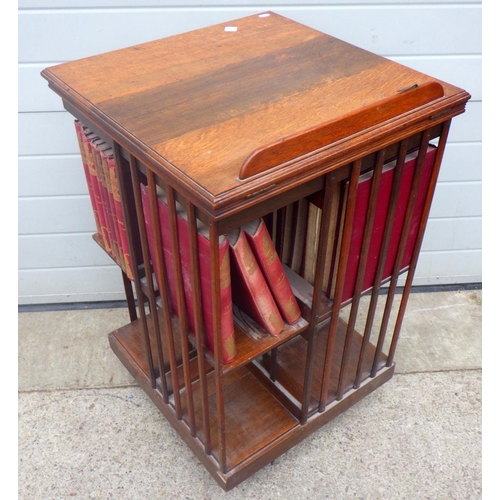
xmin=82 ymin=131 xmax=112 ymax=255
xmin=243 ymin=219 xmax=301 ymax=324
xmin=99 ymin=145 xmax=128 ymax=276
xmin=100 ymin=147 xmax=124 ymax=268
xmin=342 ymin=146 xmax=437 ymax=302
xmin=291 ymin=199 xmax=308 ymax=275
xmin=91 ymin=140 xmax=120 ymax=264
xmin=74 ymin=121 xmax=101 ymax=237
xmin=141 ymin=184 xmax=236 ymax=363
xmin=107 ymin=155 xmax=134 ymax=281
xmin=141 ymin=185 xmax=180 ymax=314
xmin=302 ymin=203 xmax=321 ymax=285
xmin=229 ymin=228 xmax=284 ymax=336
xmin=388 ymin=147 xmax=437 ymax=275
xmin=321 ymin=180 xmax=343 ymax=294
xmin=191 ymin=224 xmax=235 ymax=363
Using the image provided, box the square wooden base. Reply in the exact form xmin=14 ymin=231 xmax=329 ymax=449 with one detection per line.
xmin=109 ymin=317 xmax=394 ymax=491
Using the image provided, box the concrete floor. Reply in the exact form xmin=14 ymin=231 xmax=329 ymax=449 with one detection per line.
xmin=18 ymin=289 xmax=482 ymax=499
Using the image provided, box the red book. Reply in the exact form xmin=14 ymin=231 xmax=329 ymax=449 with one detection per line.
xmin=141 ymin=184 xmax=236 ymax=364
xmin=99 ymin=145 xmax=124 ymax=267
xmin=107 ymin=155 xmax=134 ymax=281
xmin=242 ymin=218 xmax=301 ymax=324
xmin=91 ymin=139 xmax=121 ymax=265
xmin=81 ymin=129 xmax=112 ymax=255
xmin=342 ymin=146 xmax=437 ymax=303
xmin=228 ymin=228 xmax=284 ymax=336
xmin=74 ymin=121 xmax=101 ymax=237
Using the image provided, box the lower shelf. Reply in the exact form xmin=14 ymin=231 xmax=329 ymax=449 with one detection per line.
xmin=109 ymin=314 xmax=394 ymax=491
xmin=259 ymin=317 xmax=389 ymax=412
xmin=179 ymin=367 xmax=299 ymax=470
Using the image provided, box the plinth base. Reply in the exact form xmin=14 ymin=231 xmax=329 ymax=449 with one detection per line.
xmin=109 ymin=316 xmax=394 ymax=491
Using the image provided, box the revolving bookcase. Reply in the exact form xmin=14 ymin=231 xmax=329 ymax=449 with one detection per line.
xmin=41 ymin=12 xmax=470 ymax=491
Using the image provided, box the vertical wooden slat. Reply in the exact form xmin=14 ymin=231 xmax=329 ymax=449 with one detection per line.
xmin=299 ymin=171 xmax=340 ymax=422
xmin=113 ymin=148 xmax=156 ymax=388
xmin=337 ymin=149 xmax=386 ymax=400
xmin=209 ymin=221 xmax=226 ymax=472
xmin=353 ymin=139 xmax=409 ymax=388
xmin=121 ymin=271 xmax=137 ymax=322
xmin=326 ymin=184 xmax=347 ymax=298
xmin=387 ymin=121 xmax=452 ymax=366
xmin=164 ymin=185 xmax=196 ymax=435
xmin=371 ymin=129 xmax=432 ymax=377
xmin=128 ymin=161 xmax=169 ymax=404
xmin=320 ymin=160 xmax=362 ymax=412
xmin=142 ymin=172 xmax=183 ymax=416
xmin=269 ymin=206 xmax=288 ymax=378
xmin=318 ymin=160 xmax=362 ymax=411
xmin=186 ymin=202 xmax=212 ymax=454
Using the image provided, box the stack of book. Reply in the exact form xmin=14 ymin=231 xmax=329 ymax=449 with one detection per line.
xmin=75 ymin=121 xmax=435 ymax=364
xmin=140 ymin=184 xmax=302 ymax=364
xmin=282 ymin=145 xmax=437 ymax=305
xmin=340 ymin=145 xmax=437 ymax=303
xmin=74 ymin=121 xmax=134 ymax=280
xmin=75 ymin=122 xmax=302 ymax=365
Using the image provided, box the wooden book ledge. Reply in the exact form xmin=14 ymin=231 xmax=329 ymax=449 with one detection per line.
xmin=239 ymin=81 xmax=444 ymax=179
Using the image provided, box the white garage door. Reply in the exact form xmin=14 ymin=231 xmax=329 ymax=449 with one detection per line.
xmin=18 ymin=0 xmax=482 ymax=305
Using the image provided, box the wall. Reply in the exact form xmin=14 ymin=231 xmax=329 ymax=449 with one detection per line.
xmin=18 ymin=1 xmax=482 ymax=304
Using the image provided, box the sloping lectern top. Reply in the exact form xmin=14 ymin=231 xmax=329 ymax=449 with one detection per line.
xmin=42 ymin=12 xmax=469 ymax=213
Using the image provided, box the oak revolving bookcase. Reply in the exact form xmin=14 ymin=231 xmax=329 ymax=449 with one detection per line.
xmin=41 ymin=12 xmax=470 ymax=491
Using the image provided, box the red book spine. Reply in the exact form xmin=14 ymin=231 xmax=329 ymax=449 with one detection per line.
xmin=243 ymin=218 xmax=301 ymax=324
xmin=107 ymin=155 xmax=134 ymax=281
xmin=342 ymin=147 xmax=437 ymax=302
xmin=191 ymin=228 xmax=235 ymax=363
xmin=100 ymin=148 xmax=124 ymax=268
xmin=91 ymin=140 xmax=120 ymax=264
xmin=74 ymin=121 xmax=101 ymax=237
xmin=141 ymin=184 xmax=236 ymax=363
xmin=83 ymin=133 xmax=112 ymax=254
xmin=398 ymin=148 xmax=437 ymax=271
xmin=141 ymin=185 xmax=180 ymax=316
xmin=228 ymin=228 xmax=284 ymax=336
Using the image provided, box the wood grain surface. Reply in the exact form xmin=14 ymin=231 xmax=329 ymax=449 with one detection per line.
xmin=41 ymin=12 xmax=468 ymax=211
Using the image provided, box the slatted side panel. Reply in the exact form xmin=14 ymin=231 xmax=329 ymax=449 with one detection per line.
xmin=310 ymin=123 xmax=451 ymax=414
xmin=18 ymin=1 xmax=482 ymax=304
xmin=119 ymin=153 xmax=222 ymax=468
